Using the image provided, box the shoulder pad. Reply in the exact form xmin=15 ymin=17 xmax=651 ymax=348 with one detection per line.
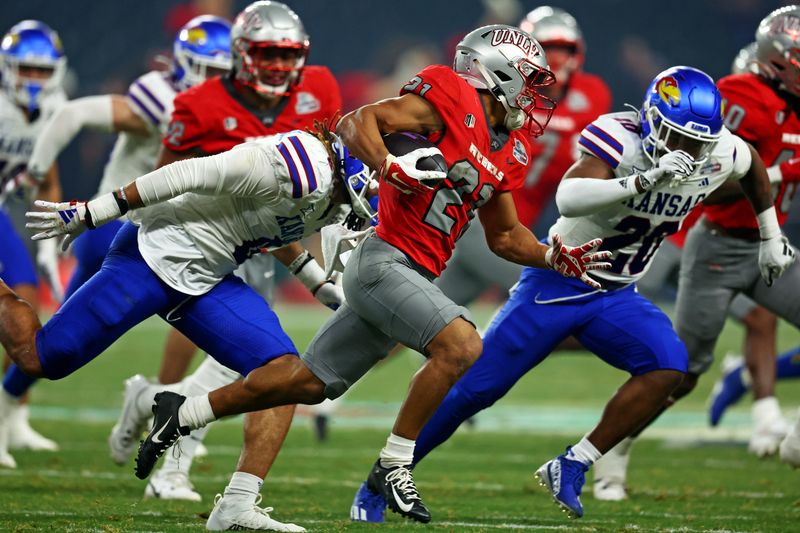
xmin=127 ymin=70 xmax=177 ymax=129
xmin=577 ymin=112 xmax=640 ymax=169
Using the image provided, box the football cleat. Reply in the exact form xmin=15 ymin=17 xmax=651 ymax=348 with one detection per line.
xmin=313 ymin=414 xmax=329 ymax=442
xmin=592 ymin=437 xmax=632 ymax=501
xmin=0 ymin=392 xmax=17 ymax=468
xmin=535 ymin=449 xmax=589 ymax=518
xmin=109 ymin=374 xmax=151 ymax=465
xmin=708 ymin=354 xmax=749 ymax=427
xmin=366 ymin=460 xmax=430 ymax=523
xmin=779 ymin=420 xmax=800 ymax=468
xmin=144 ymin=468 xmax=201 ymax=502
xmin=749 ymin=416 xmax=790 ymax=457
xmin=7 ymin=403 xmax=58 ymax=451
xmin=206 ymin=493 xmax=306 ymax=532
xmin=350 ymin=481 xmax=387 ymax=523
xmin=135 ymin=392 xmax=190 ymax=479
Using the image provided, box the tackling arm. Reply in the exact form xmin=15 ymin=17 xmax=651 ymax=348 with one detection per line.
xmin=479 ymin=191 xmax=549 ymax=267
xmin=27 ymin=95 xmax=149 ymax=179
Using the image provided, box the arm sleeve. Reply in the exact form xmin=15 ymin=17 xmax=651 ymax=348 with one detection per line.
xmin=27 ymin=95 xmax=114 ymax=177
xmin=135 ymin=143 xmax=281 ymax=206
xmin=555 ymin=174 xmax=639 ymax=217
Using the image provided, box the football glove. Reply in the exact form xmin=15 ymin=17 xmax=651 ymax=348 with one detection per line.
xmin=0 ymin=170 xmax=40 ymax=205
xmin=379 ymin=149 xmax=447 ymax=195
xmin=638 ymin=150 xmax=695 ymax=191
xmin=758 ymin=234 xmax=795 ymax=287
xmin=26 ymin=193 xmax=127 ymax=251
xmin=545 ymin=233 xmax=612 ymax=290
xmin=291 ymin=250 xmax=345 ymax=310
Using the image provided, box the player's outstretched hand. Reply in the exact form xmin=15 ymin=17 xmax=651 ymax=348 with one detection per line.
xmin=380 ymin=148 xmax=447 ymax=194
xmin=758 ymin=234 xmax=795 ymax=287
xmin=0 ymin=171 xmax=40 ymax=205
xmin=26 ymin=200 xmax=89 ymax=251
xmin=545 ymin=233 xmax=612 ymax=290
xmin=639 ymin=150 xmax=695 ymax=190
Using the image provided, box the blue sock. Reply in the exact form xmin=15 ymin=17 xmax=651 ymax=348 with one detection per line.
xmin=3 ymin=363 xmax=37 ymax=398
xmin=776 ymin=346 xmax=800 ymax=380
xmin=413 ymin=385 xmax=483 ymax=466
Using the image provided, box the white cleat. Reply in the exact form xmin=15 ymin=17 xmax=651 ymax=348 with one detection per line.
xmin=206 ymin=494 xmax=306 ymax=532
xmin=8 ymin=404 xmax=58 ymax=451
xmin=592 ymin=437 xmax=633 ymax=501
xmin=195 ymin=442 xmax=209 ymax=458
xmin=0 ymin=392 xmax=17 ymax=468
xmin=108 ymin=375 xmax=151 ymax=465
xmin=144 ymin=468 xmax=202 ymax=502
xmin=748 ymin=418 xmax=789 ymax=458
xmin=779 ymin=423 xmax=800 ymax=468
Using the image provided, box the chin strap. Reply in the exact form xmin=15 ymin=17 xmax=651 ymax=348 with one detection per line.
xmin=473 ymin=59 xmax=525 ymax=131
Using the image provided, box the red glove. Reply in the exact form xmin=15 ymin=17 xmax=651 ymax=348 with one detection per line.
xmin=379 ymin=149 xmax=447 ymax=194
xmin=545 ymin=233 xmax=612 ymax=289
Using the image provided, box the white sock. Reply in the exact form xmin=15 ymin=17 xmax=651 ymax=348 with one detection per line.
xmin=566 ymin=436 xmax=602 ymax=466
xmin=223 ymin=471 xmax=263 ymax=503
xmin=752 ymin=396 xmax=782 ymax=427
xmin=379 ymin=433 xmax=415 ymax=468
xmin=184 ymin=357 xmax=241 ymax=395
xmin=135 ymin=381 xmax=183 ymax=416
xmin=177 ymin=395 xmax=215 ymax=430
xmin=161 ymin=425 xmax=211 ymax=474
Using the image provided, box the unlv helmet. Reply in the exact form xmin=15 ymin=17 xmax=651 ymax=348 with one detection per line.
xmin=639 ymin=66 xmax=724 ymax=172
xmin=519 ymin=6 xmax=584 ymax=78
xmin=453 ymin=24 xmax=556 ymax=136
xmin=0 ymin=20 xmax=65 ymax=113
xmin=231 ymin=1 xmax=309 ymax=96
xmin=755 ymin=5 xmax=800 ymax=96
xmin=731 ymin=42 xmax=759 ymax=75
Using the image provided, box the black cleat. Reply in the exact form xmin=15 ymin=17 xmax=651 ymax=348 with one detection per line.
xmin=366 ymin=460 xmax=430 ymax=523
xmin=313 ymin=414 xmax=329 ymax=442
xmin=134 ymin=392 xmax=190 ymax=480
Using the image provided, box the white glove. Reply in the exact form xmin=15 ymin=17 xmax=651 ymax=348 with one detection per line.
xmin=26 ymin=193 xmax=126 ymax=251
xmin=0 ymin=171 xmax=40 ymax=205
xmin=758 ymin=235 xmax=795 ymax=287
xmin=290 ymin=250 xmax=344 ymax=310
xmin=380 ymin=148 xmax=447 ymax=194
xmin=638 ymin=150 xmax=695 ymax=191
xmin=36 ymin=237 xmax=64 ymax=302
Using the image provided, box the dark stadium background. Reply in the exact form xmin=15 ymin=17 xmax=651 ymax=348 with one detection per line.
xmin=0 ymin=0 xmax=792 ymax=231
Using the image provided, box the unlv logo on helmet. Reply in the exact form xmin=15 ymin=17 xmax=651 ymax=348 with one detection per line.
xmin=769 ymin=14 xmax=800 ymax=36
xmin=490 ymin=28 xmax=538 ymax=56
xmin=240 ymin=10 xmax=263 ymax=32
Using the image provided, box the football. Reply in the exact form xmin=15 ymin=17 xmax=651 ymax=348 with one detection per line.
xmin=383 ymin=131 xmax=448 ymax=186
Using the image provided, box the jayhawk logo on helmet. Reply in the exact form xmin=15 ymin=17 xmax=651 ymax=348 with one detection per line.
xmin=184 ymin=26 xmax=208 ymax=45
xmin=656 ymin=76 xmax=681 ymax=106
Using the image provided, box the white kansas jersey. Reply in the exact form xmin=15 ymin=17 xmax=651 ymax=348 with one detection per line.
xmin=0 ymin=90 xmax=65 ymax=192
xmin=550 ymin=111 xmax=751 ymax=285
xmin=137 ymin=130 xmax=349 ymax=295
xmin=97 ymin=71 xmax=177 ymax=195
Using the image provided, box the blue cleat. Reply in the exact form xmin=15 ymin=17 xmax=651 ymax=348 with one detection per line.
xmin=535 ymin=449 xmax=589 ymax=519
xmin=708 ymin=354 xmax=749 ymax=427
xmin=350 ymin=481 xmax=387 ymax=523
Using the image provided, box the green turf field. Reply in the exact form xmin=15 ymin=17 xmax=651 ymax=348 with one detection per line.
xmin=2 ymin=304 xmax=799 ymax=532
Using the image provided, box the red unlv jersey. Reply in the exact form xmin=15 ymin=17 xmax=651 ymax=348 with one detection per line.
xmin=513 ymin=72 xmax=611 ymax=227
xmin=163 ymin=66 xmax=341 ymax=155
xmin=376 ymin=65 xmax=531 ymax=276
xmin=704 ymin=73 xmax=800 ymax=228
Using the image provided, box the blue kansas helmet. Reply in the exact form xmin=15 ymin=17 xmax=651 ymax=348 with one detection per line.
xmin=332 ymin=135 xmax=378 ymax=222
xmin=639 ymin=66 xmax=724 ymax=169
xmin=1 ymin=20 xmax=66 ymax=113
xmin=173 ymin=15 xmax=232 ymax=90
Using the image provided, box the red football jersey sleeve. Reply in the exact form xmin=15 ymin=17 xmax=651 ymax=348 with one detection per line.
xmin=512 ymin=71 xmax=612 ymax=227
xmin=375 ymin=65 xmax=531 ymax=275
xmin=162 ymin=67 xmax=341 ymax=156
xmin=704 ymin=74 xmax=800 ymax=228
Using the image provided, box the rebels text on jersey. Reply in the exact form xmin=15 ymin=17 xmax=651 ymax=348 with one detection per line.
xmin=163 ymin=66 xmax=341 ymax=156
xmin=513 ymin=72 xmax=611 ymax=227
xmin=550 ymin=111 xmax=751 ymax=285
xmin=705 ymin=73 xmax=800 ymax=229
xmin=376 ymin=65 xmax=531 ymax=276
